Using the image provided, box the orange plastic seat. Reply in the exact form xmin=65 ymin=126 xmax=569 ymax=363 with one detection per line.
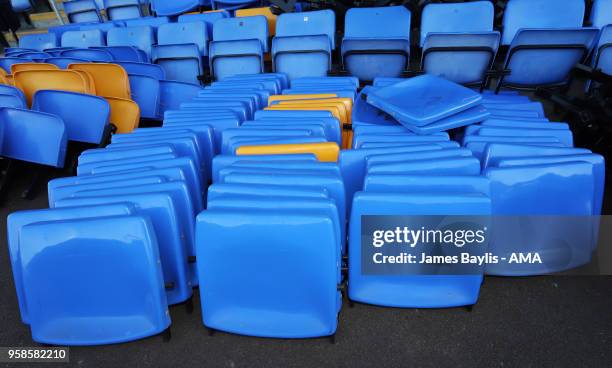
xmin=68 ymin=63 xmax=130 ymax=99
xmin=236 ymin=7 xmax=277 ymax=36
xmin=268 ymin=94 xmax=338 ymax=105
xmin=13 ymin=70 xmax=90 ymax=105
xmin=0 ymin=70 xmax=8 ymax=85
xmin=10 ymin=63 xmax=60 ymax=74
xmin=237 ymin=142 xmax=340 ymax=162
xmin=69 ymin=70 xmax=97 ymax=95
xmin=107 ymin=97 xmax=140 ymax=133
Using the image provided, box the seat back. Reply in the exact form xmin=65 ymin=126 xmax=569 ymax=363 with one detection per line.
xmin=117 ymin=61 xmax=165 ymax=79
xmin=13 ymin=69 xmax=91 ymax=105
xmin=159 ymin=80 xmax=202 ymax=115
xmin=236 ymin=7 xmax=277 ymax=36
xmin=10 ymin=63 xmax=60 ymax=74
xmin=179 ymin=11 xmax=229 ymax=39
xmin=276 ymin=10 xmax=336 ymax=49
xmin=158 ymin=22 xmax=209 ymax=56
xmin=60 ymin=48 xmax=115 ymax=62
xmin=104 ymin=0 xmax=143 ymax=20
xmin=0 ymin=57 xmax=27 ymax=73
xmin=420 ymin=1 xmax=493 ymax=46
xmin=107 ymin=97 xmax=140 ymax=133
xmin=345 ymin=6 xmax=410 ymax=40
xmin=502 ymin=28 xmax=599 ymax=87
xmin=68 ymin=63 xmax=131 ymax=99
xmin=127 ymin=74 xmax=160 ymax=119
xmin=107 ymin=26 xmax=155 ymax=59
xmin=213 ymin=16 xmax=269 ymax=52
xmin=0 ymin=108 xmax=67 ymax=167
xmin=501 ymin=0 xmax=585 ymax=45
xmin=63 ymin=0 xmax=103 ymax=23
xmin=150 ymin=0 xmax=199 ymax=16
xmin=590 ymin=0 xmax=612 ymax=28
xmin=19 ymin=33 xmax=58 ymax=51
xmin=32 ymin=90 xmax=110 ymax=144
xmin=61 ymin=29 xmax=106 ymax=48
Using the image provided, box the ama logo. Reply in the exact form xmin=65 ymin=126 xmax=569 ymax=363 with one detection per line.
xmin=509 ymin=253 xmax=542 ymax=264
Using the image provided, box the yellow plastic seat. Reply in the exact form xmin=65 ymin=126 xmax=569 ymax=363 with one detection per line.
xmin=5 ymin=75 xmax=14 ymax=86
xmin=107 ymin=97 xmax=140 ymax=133
xmin=276 ymin=98 xmax=353 ymax=121
xmin=13 ymin=70 xmax=90 ymax=106
xmin=237 ymin=142 xmax=340 ymax=162
xmin=268 ymin=94 xmax=338 ymax=105
xmin=236 ymin=7 xmax=277 ymax=36
xmin=10 ymin=63 xmax=60 ymax=74
xmin=69 ymin=70 xmax=97 ymax=95
xmin=68 ymin=63 xmax=130 ymax=99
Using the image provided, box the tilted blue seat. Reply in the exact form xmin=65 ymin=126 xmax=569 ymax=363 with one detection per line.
xmin=127 ymin=74 xmax=160 ymax=119
xmin=104 ymin=0 xmax=143 ymax=21
xmin=211 ymin=154 xmax=317 ymax=181
xmin=77 ymin=153 xmax=179 ymax=176
xmin=272 ymin=10 xmax=335 ymax=80
xmin=207 ymin=182 xmax=328 ymax=202
xmin=7 ymin=203 xmax=137 ymax=324
xmin=44 ymin=57 xmax=90 ymax=68
xmin=367 ymin=156 xmax=481 ymax=176
xmin=107 ymin=26 xmax=155 ymax=61
xmin=90 ymin=46 xmax=141 ymax=62
xmin=32 ymin=90 xmax=110 ymax=145
xmin=210 ymin=16 xmax=268 ymax=81
xmin=0 ymin=57 xmax=27 ymax=73
xmin=365 ymin=148 xmax=473 ymax=170
xmin=0 ymin=85 xmax=26 ymax=103
xmin=365 ymin=175 xmax=490 ymax=196
xmin=196 ymin=207 xmax=340 ymax=338
xmin=117 ymin=61 xmax=165 ymax=79
xmin=474 ymin=126 xmax=573 ymax=147
xmin=349 ymin=192 xmax=490 ymax=307
xmin=164 ymin=118 xmax=241 ymax=153
xmin=0 ymin=108 xmax=67 ymax=168
xmin=18 ymin=215 xmax=170 ymax=345
xmin=150 ymin=0 xmax=198 ymax=16
xmin=0 ymin=94 xmax=26 ymax=109
xmin=480 ymin=143 xmax=590 ymax=169
xmin=179 ymin=10 xmax=229 ymax=40
xmin=159 ymin=80 xmax=203 ymax=115
xmin=19 ymin=33 xmax=58 ymax=51
xmin=63 ymin=0 xmax=103 ymax=23
xmin=50 ymin=176 xmax=167 ymax=204
xmin=341 ymin=6 xmax=411 ymax=82
xmin=60 ymin=48 xmax=114 ymax=62
xmin=484 ymin=162 xmax=596 ymax=276
xmin=55 ymin=193 xmax=193 ymax=304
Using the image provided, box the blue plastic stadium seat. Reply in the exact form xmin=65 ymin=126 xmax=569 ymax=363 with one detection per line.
xmin=0 ymin=108 xmax=67 ymax=168
xmin=104 ymin=0 xmax=143 ymax=20
xmin=63 ymin=0 xmax=103 ymax=23
xmin=0 ymin=95 xmax=26 ymax=109
xmin=107 ymin=26 xmax=155 ymax=61
xmin=117 ymin=61 xmax=165 ymax=79
xmin=32 ymin=90 xmax=110 ymax=145
xmin=61 ymin=29 xmax=106 ymax=48
xmin=196 ymin=208 xmax=340 ymax=338
xmin=60 ymin=48 xmax=114 ymax=62
xmin=11 ymin=0 xmax=32 ymax=12
xmin=124 ymin=16 xmax=170 ymax=31
xmin=159 ymin=80 xmax=203 ymax=115
xmin=349 ymin=192 xmax=490 ymax=307
xmin=17 ymin=215 xmax=170 ymax=345
xmin=128 ymin=74 xmax=160 ymax=119
xmin=179 ymin=11 xmax=229 ymax=40
xmin=55 ymin=192 xmax=193 ymax=305
xmin=0 ymin=85 xmax=27 ymax=108
xmin=484 ymin=162 xmax=597 ymax=276
xmin=19 ymin=33 xmax=58 ymax=51
xmin=341 ymin=6 xmax=411 ymax=82
xmin=0 ymin=57 xmax=27 ymax=73
xmin=209 ymin=16 xmax=268 ymax=81
xmin=151 ymin=0 xmax=198 ymax=16
xmin=212 ymin=0 xmax=259 ymax=11
xmin=7 ymin=203 xmax=137 ymax=324
xmin=90 ymin=46 xmax=141 ymax=62
xmin=592 ymin=25 xmax=612 ymax=77
xmin=501 ymin=0 xmax=586 ymax=46
xmin=272 ymin=10 xmax=335 ymax=80
xmin=44 ymin=57 xmax=90 ymax=68
xmin=421 ymin=24 xmax=499 ymax=85
xmin=497 ymin=28 xmax=599 ymax=90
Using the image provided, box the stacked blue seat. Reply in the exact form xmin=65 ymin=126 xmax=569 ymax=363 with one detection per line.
xmin=343 ymin=115 xmax=488 ymax=308
xmin=272 ymin=10 xmax=336 ymax=80
xmin=281 ymin=76 xmax=358 ymax=99
xmin=341 ymin=6 xmax=411 ymax=82
xmin=209 ymin=15 xmax=269 ymax=81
